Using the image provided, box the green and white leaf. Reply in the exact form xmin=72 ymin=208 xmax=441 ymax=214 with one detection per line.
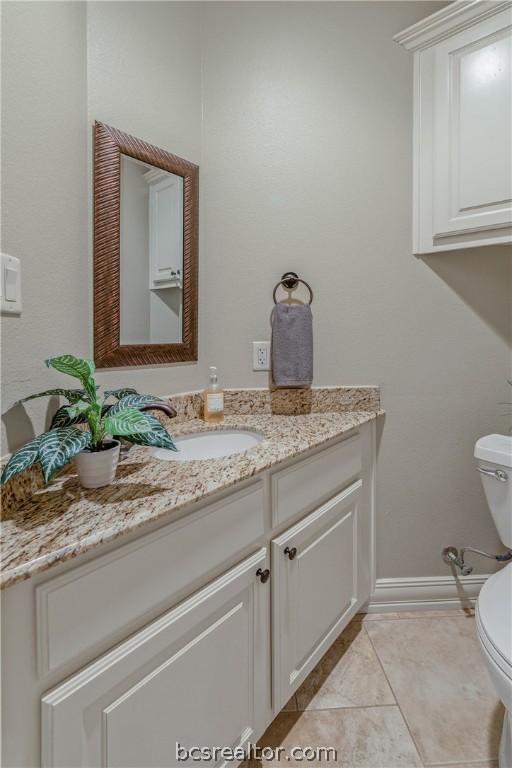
xmin=103 ymin=408 xmax=152 ymax=437
xmin=103 ymin=387 xmax=139 ymax=401
xmin=45 ymin=354 xmax=94 ymax=382
xmin=107 ymin=394 xmax=165 ymax=415
xmin=65 ymin=400 xmax=90 ymax=418
xmin=38 ymin=428 xmax=91 ymax=483
xmin=17 ymin=388 xmax=87 ymax=405
xmin=50 ymin=405 xmax=88 ymax=429
xmin=0 ymin=436 xmax=41 ymax=485
xmin=125 ymin=413 xmax=177 ymax=451
xmin=45 ymin=355 xmax=97 ymax=401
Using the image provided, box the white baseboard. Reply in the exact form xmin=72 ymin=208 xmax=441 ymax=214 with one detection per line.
xmin=366 ymin=573 xmax=490 ymax=613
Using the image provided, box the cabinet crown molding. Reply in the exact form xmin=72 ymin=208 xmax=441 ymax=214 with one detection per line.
xmin=394 ymin=0 xmax=512 ymax=51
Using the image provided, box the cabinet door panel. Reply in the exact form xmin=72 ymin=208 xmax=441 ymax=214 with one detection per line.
xmin=42 ymin=549 xmax=270 ymax=768
xmin=272 ymin=481 xmax=362 ymax=711
xmin=433 ymin=12 xmax=512 ymax=238
xmin=271 ymin=433 xmax=361 ymax=526
xmin=105 ymin=601 xmax=250 ymax=767
xmin=36 ymin=481 xmax=265 ymax=677
xmin=295 ymin=512 xmax=354 ymax=666
xmin=148 ymin=172 xmax=183 ymax=287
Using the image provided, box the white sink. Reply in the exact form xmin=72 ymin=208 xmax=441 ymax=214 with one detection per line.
xmin=152 ymin=429 xmax=265 ymax=462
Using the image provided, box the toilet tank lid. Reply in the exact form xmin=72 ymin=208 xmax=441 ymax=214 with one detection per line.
xmin=475 ymin=434 xmax=512 ymax=468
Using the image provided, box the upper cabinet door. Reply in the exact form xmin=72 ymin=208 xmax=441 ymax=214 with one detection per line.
xmin=41 ymin=548 xmax=271 ymax=768
xmin=395 ymin=2 xmax=512 ymax=254
xmin=433 ymin=15 xmax=512 ymax=239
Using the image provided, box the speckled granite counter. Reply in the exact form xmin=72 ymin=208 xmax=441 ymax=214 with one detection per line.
xmin=1 ymin=388 xmax=382 ymax=589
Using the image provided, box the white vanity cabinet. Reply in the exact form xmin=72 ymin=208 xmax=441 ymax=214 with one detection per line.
xmin=395 ymin=1 xmax=512 ymax=254
xmin=1 ymin=422 xmax=376 ymax=767
xmin=42 ymin=549 xmax=271 ymax=768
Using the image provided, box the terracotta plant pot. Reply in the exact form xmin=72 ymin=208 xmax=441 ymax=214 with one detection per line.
xmin=74 ymin=440 xmax=120 ymax=489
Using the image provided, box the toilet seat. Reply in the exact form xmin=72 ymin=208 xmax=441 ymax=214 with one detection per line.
xmin=476 ymin=564 xmax=512 ymax=682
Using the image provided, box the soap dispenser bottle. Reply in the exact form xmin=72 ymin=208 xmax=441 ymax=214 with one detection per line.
xmin=204 ymin=366 xmax=224 ymax=423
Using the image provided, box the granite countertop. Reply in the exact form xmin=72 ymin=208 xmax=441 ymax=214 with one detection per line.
xmin=0 ymin=387 xmax=383 ymax=590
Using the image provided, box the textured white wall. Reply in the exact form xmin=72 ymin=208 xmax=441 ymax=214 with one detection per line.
xmin=1 ymin=2 xmax=511 ymax=579
xmin=1 ymin=1 xmax=203 ymax=455
xmin=1 ymin=1 xmax=89 ymax=451
xmin=199 ymin=2 xmax=512 ymax=578
xmin=86 ymin=0 xmax=203 ymax=390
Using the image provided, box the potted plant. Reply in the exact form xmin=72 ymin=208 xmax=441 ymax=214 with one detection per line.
xmin=0 ymin=354 xmax=176 ymax=489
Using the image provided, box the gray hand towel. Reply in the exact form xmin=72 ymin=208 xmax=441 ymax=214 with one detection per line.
xmin=271 ymin=303 xmax=313 ymax=387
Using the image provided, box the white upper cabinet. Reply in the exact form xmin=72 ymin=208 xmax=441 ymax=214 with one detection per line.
xmin=395 ymin=1 xmax=512 ymax=254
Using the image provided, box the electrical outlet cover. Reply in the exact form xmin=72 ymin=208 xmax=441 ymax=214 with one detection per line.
xmin=252 ymin=341 xmax=271 ymax=371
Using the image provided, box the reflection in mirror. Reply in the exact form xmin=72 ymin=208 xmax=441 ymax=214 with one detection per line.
xmin=120 ymin=155 xmax=184 ymax=344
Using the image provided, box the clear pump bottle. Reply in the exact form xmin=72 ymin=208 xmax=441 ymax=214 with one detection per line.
xmin=203 ymin=366 xmax=224 ymax=423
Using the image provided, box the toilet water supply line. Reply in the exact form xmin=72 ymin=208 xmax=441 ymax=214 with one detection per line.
xmin=442 ymin=545 xmax=512 ymax=576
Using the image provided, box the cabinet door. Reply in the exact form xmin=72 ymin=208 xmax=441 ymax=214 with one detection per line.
xmin=433 ymin=10 xmax=512 ymax=240
xmin=148 ymin=171 xmax=183 ymax=288
xmin=42 ymin=548 xmax=270 ymax=768
xmin=272 ymin=481 xmax=362 ymax=711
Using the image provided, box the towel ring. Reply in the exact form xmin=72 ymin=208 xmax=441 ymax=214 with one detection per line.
xmin=273 ymin=272 xmax=313 ymax=305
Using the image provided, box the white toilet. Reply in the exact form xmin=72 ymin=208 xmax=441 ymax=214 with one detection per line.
xmin=475 ymin=434 xmax=512 ymax=768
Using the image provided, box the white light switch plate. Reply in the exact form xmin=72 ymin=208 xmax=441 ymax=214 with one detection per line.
xmin=0 ymin=253 xmax=22 ymax=315
xmin=253 ymin=341 xmax=271 ymax=371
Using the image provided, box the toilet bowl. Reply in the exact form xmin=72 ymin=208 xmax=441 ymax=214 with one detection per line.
xmin=476 ymin=564 xmax=512 ymax=766
xmin=475 ymin=435 xmax=512 ymax=768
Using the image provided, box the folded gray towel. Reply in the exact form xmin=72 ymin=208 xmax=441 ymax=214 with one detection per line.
xmin=271 ymin=303 xmax=313 ymax=387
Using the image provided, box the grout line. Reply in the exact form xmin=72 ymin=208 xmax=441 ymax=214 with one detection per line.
xmin=394 ymin=616 xmax=474 ymax=621
xmin=363 ymin=622 xmax=426 ymax=767
xmin=294 ymin=703 xmax=403 ymax=714
xmin=359 ymin=611 xmax=474 ymax=622
xmin=424 ymin=763 xmax=498 ymax=767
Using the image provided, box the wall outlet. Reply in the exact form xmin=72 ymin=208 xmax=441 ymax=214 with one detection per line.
xmin=252 ymin=341 xmax=271 ymax=371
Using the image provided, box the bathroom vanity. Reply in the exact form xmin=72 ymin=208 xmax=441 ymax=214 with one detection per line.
xmin=1 ymin=389 xmax=380 ymax=766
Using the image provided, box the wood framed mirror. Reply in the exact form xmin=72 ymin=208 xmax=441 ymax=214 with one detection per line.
xmin=93 ymin=121 xmax=198 ymax=368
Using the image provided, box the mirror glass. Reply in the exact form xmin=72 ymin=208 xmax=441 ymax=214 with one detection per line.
xmin=119 ymin=154 xmax=183 ymax=344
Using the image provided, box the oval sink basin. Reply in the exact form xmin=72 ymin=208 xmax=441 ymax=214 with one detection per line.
xmin=152 ymin=429 xmax=265 ymax=462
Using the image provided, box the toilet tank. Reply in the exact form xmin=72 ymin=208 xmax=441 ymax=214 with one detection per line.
xmin=475 ymin=434 xmax=512 ymax=548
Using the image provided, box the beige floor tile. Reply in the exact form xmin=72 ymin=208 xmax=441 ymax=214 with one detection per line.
xmin=251 ymin=706 xmax=422 ymax=767
xmin=366 ymin=617 xmax=503 ymax=765
xmin=395 ymin=609 xmax=475 ymax=620
xmin=432 ymin=762 xmax=497 ymax=768
xmin=251 ymin=710 xmax=341 ymax=766
xmin=358 ymin=612 xmax=402 ymax=622
xmin=296 ymin=620 xmax=395 ymax=710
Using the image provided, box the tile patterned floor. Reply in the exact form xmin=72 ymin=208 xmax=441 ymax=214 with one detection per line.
xmin=248 ymin=610 xmax=502 ymax=768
